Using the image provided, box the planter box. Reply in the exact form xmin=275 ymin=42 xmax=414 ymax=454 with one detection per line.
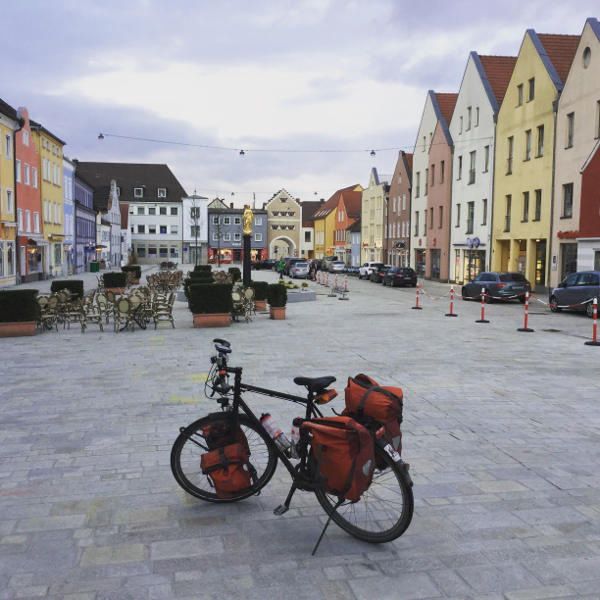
xmin=0 ymin=321 xmax=36 ymax=337
xmin=104 ymin=287 xmax=125 ymax=294
xmin=193 ymin=313 xmax=231 ymax=328
xmin=254 ymin=300 xmax=267 ymax=311
xmin=270 ymin=306 xmax=286 ymax=320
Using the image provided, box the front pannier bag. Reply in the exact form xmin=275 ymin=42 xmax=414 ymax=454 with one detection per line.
xmin=200 ymin=443 xmax=252 ymax=498
xmin=301 ymin=416 xmax=374 ymax=502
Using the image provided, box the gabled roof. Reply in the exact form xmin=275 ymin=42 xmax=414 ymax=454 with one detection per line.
xmin=430 ymin=91 xmax=458 ymax=147
xmin=581 ymin=138 xmax=600 ymax=173
xmin=587 ymin=17 xmax=600 ymax=42
xmin=301 ymin=200 xmax=324 ymax=225
xmin=314 ymin=184 xmax=360 ymax=220
xmin=340 ymin=188 xmax=362 ymax=218
xmin=0 ymin=98 xmax=18 ymax=121
xmin=348 ymin=218 xmax=361 ymax=233
xmin=477 ymin=54 xmax=518 ymax=111
xmin=404 ymin=153 xmax=413 ymax=176
xmin=266 ymin=188 xmax=299 ymax=205
xmin=74 ymin=162 xmax=188 ymax=208
xmin=391 ymin=151 xmax=413 ymax=186
xmin=527 ymin=30 xmax=579 ymax=91
xmin=29 ymin=120 xmax=66 ymax=146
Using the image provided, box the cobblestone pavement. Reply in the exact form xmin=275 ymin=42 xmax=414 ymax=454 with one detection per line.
xmin=1 ymin=268 xmax=599 ymax=599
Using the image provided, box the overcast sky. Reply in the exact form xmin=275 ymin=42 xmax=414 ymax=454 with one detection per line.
xmin=2 ymin=0 xmax=597 ymax=206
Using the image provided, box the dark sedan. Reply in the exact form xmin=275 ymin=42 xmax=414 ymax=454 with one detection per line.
xmin=462 ymin=272 xmax=531 ymax=303
xmin=382 ymin=267 xmax=417 ymax=287
xmin=252 ymin=259 xmax=277 ymax=270
xmin=369 ymin=265 xmax=391 ymax=283
xmin=550 ymin=270 xmax=600 ymax=317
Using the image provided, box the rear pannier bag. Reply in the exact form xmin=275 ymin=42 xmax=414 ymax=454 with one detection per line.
xmin=201 ymin=420 xmax=250 ymax=455
xmin=200 ymin=442 xmax=252 ymax=499
xmin=344 ymin=374 xmax=403 ymax=456
xmin=300 ymin=416 xmax=374 ymax=502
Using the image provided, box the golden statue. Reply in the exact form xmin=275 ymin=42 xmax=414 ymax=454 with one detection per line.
xmin=243 ymin=205 xmax=254 ymax=235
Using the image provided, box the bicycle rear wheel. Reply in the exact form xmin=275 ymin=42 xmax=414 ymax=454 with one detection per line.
xmin=171 ymin=412 xmax=278 ymax=503
xmin=314 ymin=445 xmax=413 ymax=543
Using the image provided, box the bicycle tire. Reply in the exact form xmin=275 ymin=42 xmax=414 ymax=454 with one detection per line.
xmin=314 ymin=445 xmax=413 ymax=543
xmin=171 ymin=412 xmax=278 ymax=503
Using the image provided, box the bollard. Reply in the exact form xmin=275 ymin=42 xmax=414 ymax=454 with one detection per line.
xmin=328 ymin=274 xmax=337 ymax=297
xmin=338 ymin=275 xmax=349 ymax=300
xmin=584 ymin=298 xmax=600 ymax=346
xmin=411 ymin=283 xmax=422 ymax=310
xmin=517 ymin=291 xmax=534 ymax=332
xmin=445 ymin=286 xmax=458 ymax=317
xmin=475 ymin=287 xmax=489 ymax=323
xmin=325 ymin=273 xmax=330 ymax=287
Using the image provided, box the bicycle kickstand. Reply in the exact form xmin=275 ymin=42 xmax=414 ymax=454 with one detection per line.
xmin=273 ymin=483 xmax=297 ymax=516
xmin=311 ymin=498 xmax=344 ymax=556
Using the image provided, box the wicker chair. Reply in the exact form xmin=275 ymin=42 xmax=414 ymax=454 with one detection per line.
xmin=153 ymin=292 xmax=175 ymax=329
xmin=113 ymin=297 xmax=133 ymax=332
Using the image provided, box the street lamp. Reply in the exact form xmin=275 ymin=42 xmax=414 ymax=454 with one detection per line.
xmin=191 ymin=190 xmax=199 ymax=266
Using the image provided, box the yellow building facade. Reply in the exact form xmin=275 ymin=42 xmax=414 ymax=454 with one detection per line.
xmin=0 ymin=107 xmax=18 ymax=287
xmin=491 ymin=30 xmax=579 ymax=290
xmin=31 ymin=125 xmax=65 ymax=276
xmin=361 ymin=168 xmax=388 ymax=264
xmin=313 ymin=200 xmax=337 ymax=259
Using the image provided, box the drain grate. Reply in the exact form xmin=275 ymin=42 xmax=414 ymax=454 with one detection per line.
xmin=542 ymin=328 xmax=562 ymax=333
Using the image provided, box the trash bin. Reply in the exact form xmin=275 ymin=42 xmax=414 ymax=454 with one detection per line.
xmin=90 ymin=262 xmax=100 ymax=273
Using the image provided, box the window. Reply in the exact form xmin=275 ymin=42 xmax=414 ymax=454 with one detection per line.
xmin=424 ymin=169 xmax=428 ymax=194
xmin=438 ymin=206 xmax=443 ymax=228
xmin=171 ymin=225 xmax=178 ymax=235
xmin=190 ymin=225 xmax=200 ymax=237
xmin=459 ymin=116 xmax=463 ymax=134
xmin=534 ymin=189 xmax=542 ymax=221
xmin=414 ymin=211 xmax=419 ymax=236
xmin=6 ymin=241 xmax=14 ymax=275
xmin=517 ymin=84 xmax=523 ymax=106
xmin=430 ymin=164 xmax=435 ymax=187
xmin=457 ymin=156 xmax=462 ymax=180
xmin=159 ymin=206 xmax=167 ymax=215
xmin=482 ymin=199 xmax=487 ymax=225
xmin=223 ymin=232 xmax=231 ymax=241
xmin=190 ymin=207 xmax=200 ymax=219
xmin=134 ymin=187 xmax=144 ymax=198
xmin=504 ymin=195 xmax=511 ymax=232
xmin=562 ymin=183 xmax=573 ymax=218
xmin=148 ymin=247 xmax=157 ymax=258
xmin=507 ymin=136 xmax=514 ymax=174
xmin=34 ymin=212 xmax=39 ymax=233
xmin=440 ymin=161 xmax=445 ymax=183
xmin=148 ymin=207 xmax=156 ymax=215
xmin=6 ymin=189 xmax=12 ymax=214
xmin=159 ymin=247 xmax=168 ymax=258
xmin=429 ymin=207 xmax=433 ymax=229
xmin=25 ymin=210 xmax=31 ymax=232
xmin=423 ymin=135 xmax=426 ymax=151
xmin=465 ymin=201 xmax=475 ymax=234
xmin=469 ymin=151 xmax=476 ymax=184
xmin=255 ymin=216 xmax=262 ymax=225
xmin=422 ymin=210 xmax=426 ymax=235
xmin=157 ymin=188 xmax=166 ymax=198
xmin=536 ymin=125 xmax=544 ymax=157
xmin=255 ymin=233 xmax=263 ymax=242
xmin=32 ymin=167 xmax=37 ymax=188
xmin=525 ymin=129 xmax=532 ymax=160
xmin=170 ymin=206 xmax=178 ymax=216
xmin=528 ymin=78 xmax=535 ymax=101
xmin=234 ymin=216 xmax=241 ymax=225
xmin=137 ymin=246 xmax=146 ymax=258
xmin=415 ymin=172 xmax=420 ymax=197
xmin=5 ymin=134 xmax=11 ymax=156
xmin=17 ymin=208 xmax=22 ymax=231
xmin=522 ymin=191 xmax=529 ymax=221
xmin=223 ymin=216 xmax=230 ymax=225
xmin=483 ymin=145 xmax=490 ymax=172
xmin=212 ymin=232 xmax=219 ymax=241
xmin=234 ymin=233 xmax=241 ymax=241
xmin=455 ymin=203 xmax=461 ymax=227
xmin=212 ymin=216 xmax=219 ymax=224
xmin=467 ymin=106 xmax=472 ymax=130
xmin=137 ymin=224 xmax=145 ymax=234
xmin=566 ymin=113 xmax=574 ymax=148
xmin=475 ymin=107 xmax=479 ymax=127
xmin=402 ymin=194 xmax=406 ymax=211
xmin=16 ymin=160 xmax=21 ymax=183
xmin=23 ymin=130 xmax=29 ymax=146
xmin=148 ymin=225 xmax=156 ymax=234
xmin=170 ymin=247 xmax=179 ymax=258
xmin=160 ymin=225 xmax=167 ymax=234
xmin=137 ymin=206 xmax=145 ymax=215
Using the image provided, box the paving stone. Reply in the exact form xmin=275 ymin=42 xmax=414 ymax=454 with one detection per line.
xmin=150 ymin=536 xmax=223 ymax=560
xmin=349 ymin=573 xmax=441 ymax=600
xmin=80 ymin=543 xmax=146 ymax=566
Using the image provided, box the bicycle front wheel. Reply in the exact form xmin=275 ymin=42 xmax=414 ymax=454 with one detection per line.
xmin=314 ymin=445 xmax=413 ymax=543
xmin=171 ymin=412 xmax=278 ymax=503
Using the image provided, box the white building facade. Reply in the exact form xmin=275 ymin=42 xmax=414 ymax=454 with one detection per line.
xmin=182 ymin=194 xmax=209 ymax=264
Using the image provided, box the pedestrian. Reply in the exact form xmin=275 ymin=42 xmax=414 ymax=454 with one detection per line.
xmin=278 ymin=258 xmax=285 ymax=279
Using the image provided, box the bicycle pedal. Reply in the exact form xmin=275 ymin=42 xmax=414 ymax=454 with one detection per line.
xmin=273 ymin=504 xmax=289 ymax=516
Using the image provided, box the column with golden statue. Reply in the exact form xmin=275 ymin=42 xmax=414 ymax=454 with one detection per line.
xmin=242 ymin=205 xmax=254 ymax=287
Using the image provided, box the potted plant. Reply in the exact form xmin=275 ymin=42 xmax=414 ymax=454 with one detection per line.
xmin=252 ymin=281 xmax=268 ymax=311
xmin=51 ymin=280 xmax=84 ymax=299
xmin=0 ymin=289 xmax=39 ymax=337
xmin=122 ymin=265 xmax=141 ymax=283
xmin=267 ymin=283 xmax=287 ymax=320
xmin=228 ymin=267 xmax=241 ymax=282
xmin=188 ymin=283 xmax=233 ymax=327
xmin=103 ymin=271 xmax=127 ymax=294
xmin=184 ymin=269 xmax=214 ymax=299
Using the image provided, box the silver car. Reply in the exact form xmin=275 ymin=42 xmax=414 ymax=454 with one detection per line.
xmin=328 ymin=261 xmax=345 ymax=273
xmin=289 ymin=261 xmax=309 ymax=279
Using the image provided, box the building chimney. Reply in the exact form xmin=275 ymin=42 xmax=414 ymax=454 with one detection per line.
xmin=320 ymin=198 xmax=325 ymax=204
xmin=230 ymin=202 xmax=234 ymax=209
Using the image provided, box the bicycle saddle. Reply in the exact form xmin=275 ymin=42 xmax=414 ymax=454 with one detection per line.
xmin=293 ymin=376 xmax=336 ymax=393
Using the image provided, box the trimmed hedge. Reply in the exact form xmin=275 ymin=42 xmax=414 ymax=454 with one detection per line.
xmin=122 ymin=265 xmax=141 ymax=279
xmin=103 ymin=271 xmax=127 ymax=288
xmin=51 ymin=280 xmax=84 ymax=299
xmin=252 ymin=281 xmax=268 ymax=301
xmin=193 ymin=264 xmax=212 ymax=273
xmin=267 ymin=283 xmax=287 ymax=307
xmin=228 ymin=267 xmax=241 ymax=282
xmin=188 ymin=283 xmax=233 ymax=314
xmin=0 ymin=289 xmax=40 ymax=322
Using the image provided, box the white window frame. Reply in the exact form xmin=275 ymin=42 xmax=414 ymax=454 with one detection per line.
xmin=6 ymin=189 xmax=13 ymax=214
xmin=212 ymin=232 xmax=219 ymax=241
xmin=34 ymin=212 xmax=39 ymax=233
xmin=157 ymin=188 xmax=167 ymax=198
xmin=223 ymin=216 xmax=231 ymax=225
xmin=254 ymin=216 xmax=262 ymax=225
xmin=171 ymin=225 xmax=178 ymax=235
xmin=254 ymin=233 xmax=262 ymax=242
xmin=233 ymin=232 xmax=241 ymax=241
xmin=16 ymin=160 xmax=21 ymax=183
xmin=223 ymin=232 xmax=231 ymax=241
xmin=17 ymin=208 xmax=23 ymax=231
xmin=5 ymin=134 xmax=11 ymax=157
xmin=23 ymin=130 xmax=29 ymax=146
xmin=25 ymin=210 xmax=31 ymax=232
xmin=32 ymin=167 xmax=37 ymax=188
xmin=24 ymin=164 xmax=30 ymax=186
xmin=134 ymin=187 xmax=144 ymax=198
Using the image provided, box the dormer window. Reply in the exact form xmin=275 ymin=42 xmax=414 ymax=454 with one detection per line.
xmin=134 ymin=187 xmax=144 ymax=198
xmin=158 ymin=188 xmax=167 ymax=198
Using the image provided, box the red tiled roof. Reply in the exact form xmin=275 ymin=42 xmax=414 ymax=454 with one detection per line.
xmin=340 ymin=188 xmax=362 ymax=218
xmin=434 ymin=93 xmax=458 ymax=125
xmin=314 ymin=184 xmax=360 ymax=219
xmin=405 ymin=153 xmax=413 ymax=175
xmin=537 ymin=33 xmax=580 ymax=84
xmin=479 ymin=55 xmax=518 ymax=105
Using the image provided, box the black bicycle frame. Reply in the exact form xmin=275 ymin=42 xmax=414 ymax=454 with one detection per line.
xmin=223 ymin=365 xmax=324 ymax=479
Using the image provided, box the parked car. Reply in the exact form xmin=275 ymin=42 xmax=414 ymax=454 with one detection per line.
xmin=369 ymin=265 xmax=391 ymax=283
xmin=382 ymin=267 xmax=417 ymax=287
xmin=550 ymin=271 xmax=600 ymax=317
xmin=289 ymin=261 xmax=309 ymax=279
xmin=328 ymin=261 xmax=345 ymax=273
xmin=283 ymin=257 xmax=304 ymax=276
xmin=252 ymin=259 xmax=277 ymax=270
xmin=462 ymin=272 xmax=531 ymax=303
xmin=358 ymin=262 xmax=384 ymax=279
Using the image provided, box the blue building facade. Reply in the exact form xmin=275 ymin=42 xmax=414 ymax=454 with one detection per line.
xmin=62 ymin=158 xmax=75 ymax=275
xmin=74 ymin=174 xmax=96 ymax=273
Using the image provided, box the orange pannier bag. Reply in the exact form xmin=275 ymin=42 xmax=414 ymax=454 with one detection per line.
xmin=300 ymin=416 xmax=374 ymax=502
xmin=201 ymin=420 xmax=250 ymax=455
xmin=200 ymin=443 xmax=252 ymax=499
